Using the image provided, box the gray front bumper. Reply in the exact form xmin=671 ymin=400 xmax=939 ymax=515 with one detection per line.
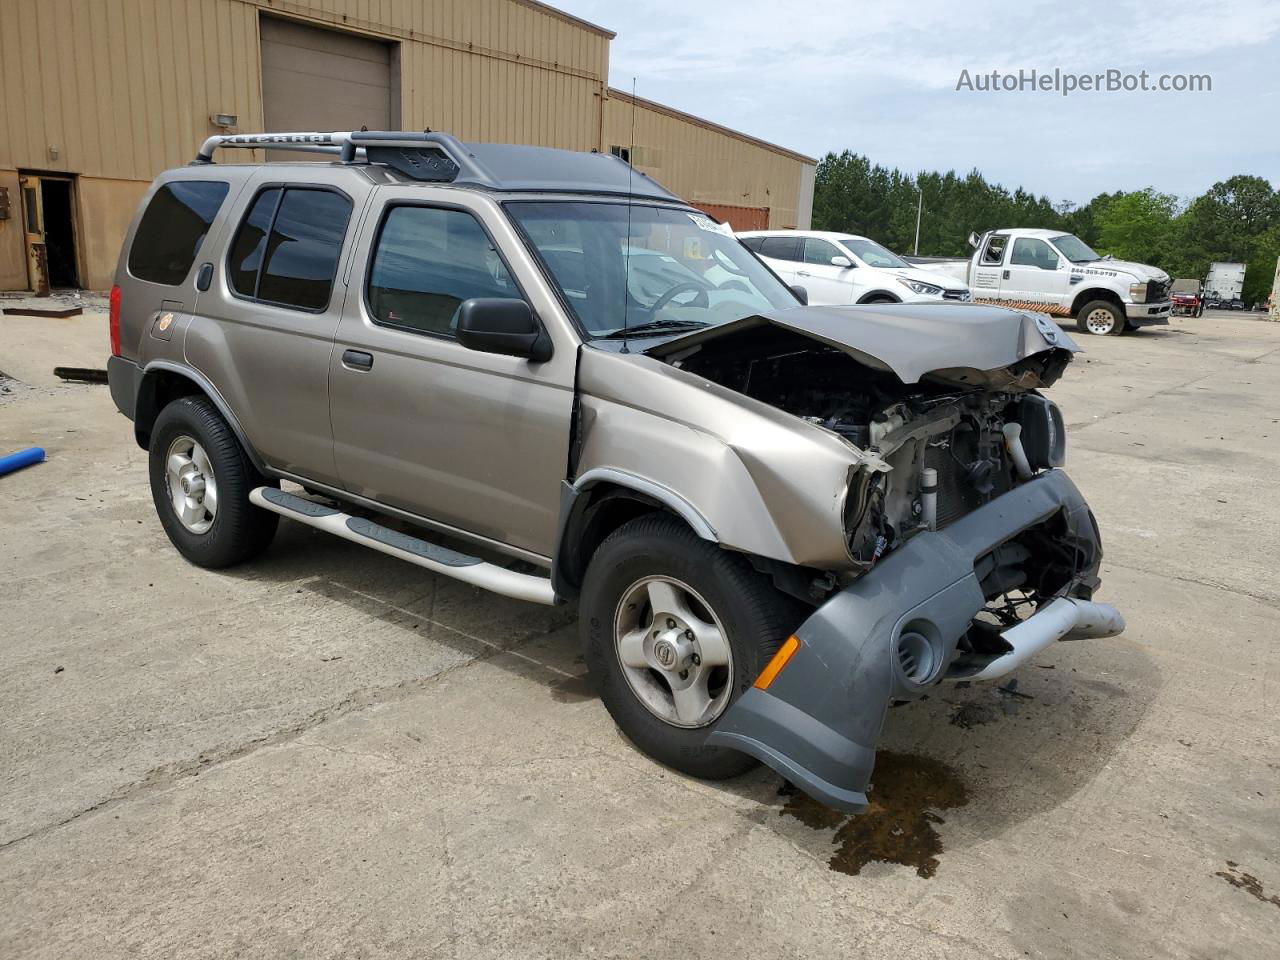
xmin=706 ymin=469 xmax=1107 ymax=812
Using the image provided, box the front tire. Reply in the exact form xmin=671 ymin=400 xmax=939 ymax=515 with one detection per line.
xmin=581 ymin=514 xmax=799 ymax=780
xmin=148 ymin=396 xmax=278 ymax=568
xmin=1077 ymin=299 xmax=1126 ymax=336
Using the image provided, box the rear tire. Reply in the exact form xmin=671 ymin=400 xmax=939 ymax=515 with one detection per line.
xmin=148 ymin=396 xmax=278 ymax=568
xmin=581 ymin=514 xmax=800 ymax=780
xmin=1077 ymin=299 xmax=1126 ymax=336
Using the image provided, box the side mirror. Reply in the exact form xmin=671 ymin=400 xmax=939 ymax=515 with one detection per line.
xmin=830 ymin=255 xmax=853 ymax=268
xmin=456 ymin=298 xmax=552 ymax=362
xmin=790 ymin=285 xmax=809 ymax=305
xmin=967 ymin=231 xmax=980 ymax=249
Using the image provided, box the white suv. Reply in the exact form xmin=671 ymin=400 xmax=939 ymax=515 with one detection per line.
xmin=738 ymin=230 xmax=971 ymax=306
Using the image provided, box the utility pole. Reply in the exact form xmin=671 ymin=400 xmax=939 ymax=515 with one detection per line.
xmin=913 ymin=184 xmax=923 ymax=256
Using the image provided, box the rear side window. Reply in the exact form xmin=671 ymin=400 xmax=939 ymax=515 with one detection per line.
xmin=128 ymin=181 xmax=229 ymax=285
xmin=759 ymin=236 xmax=802 ymax=262
xmin=366 ymin=205 xmax=519 ymax=338
xmin=739 ymin=236 xmax=763 ymax=252
xmin=227 ymin=187 xmax=352 ymax=311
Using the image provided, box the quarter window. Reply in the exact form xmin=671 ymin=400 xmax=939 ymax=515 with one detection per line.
xmin=128 ymin=181 xmax=229 ymax=285
xmin=367 ymin=206 xmax=520 ymax=337
xmin=227 ymin=187 xmax=351 ymax=311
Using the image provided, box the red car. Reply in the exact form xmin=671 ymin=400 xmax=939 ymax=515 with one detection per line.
xmin=1171 ymin=290 xmax=1201 ymax=316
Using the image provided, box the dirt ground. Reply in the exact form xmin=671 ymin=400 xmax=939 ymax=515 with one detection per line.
xmin=2 ymin=303 xmax=1278 ymax=959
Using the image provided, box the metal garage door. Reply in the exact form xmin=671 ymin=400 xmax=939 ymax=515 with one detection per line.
xmin=260 ymin=17 xmax=392 ymax=158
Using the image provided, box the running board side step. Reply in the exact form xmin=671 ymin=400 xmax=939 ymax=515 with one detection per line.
xmin=250 ymin=487 xmax=557 ymax=605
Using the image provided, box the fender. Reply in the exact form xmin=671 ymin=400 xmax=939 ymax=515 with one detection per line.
xmin=551 ymin=467 xmax=719 ymax=598
xmin=137 ymin=360 xmax=270 ymax=474
xmin=1069 ymin=286 xmax=1124 ymax=316
xmin=856 ymin=289 xmax=901 ymax=304
xmin=573 ymin=467 xmax=718 ymax=540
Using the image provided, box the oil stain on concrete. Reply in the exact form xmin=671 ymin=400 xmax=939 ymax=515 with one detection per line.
xmin=781 ymin=751 xmax=969 ymax=879
xmin=1216 ymin=862 xmax=1280 ymax=909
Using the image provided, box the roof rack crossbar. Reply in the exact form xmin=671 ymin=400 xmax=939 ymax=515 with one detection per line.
xmin=191 ymin=130 xmax=498 ymax=185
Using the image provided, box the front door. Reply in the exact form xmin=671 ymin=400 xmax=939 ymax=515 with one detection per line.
xmin=1001 ymin=236 xmax=1070 ymax=315
xmin=794 ymin=237 xmax=861 ymax=305
xmin=971 ymin=232 xmax=1009 ymax=302
xmin=328 ymin=190 xmax=575 ymax=558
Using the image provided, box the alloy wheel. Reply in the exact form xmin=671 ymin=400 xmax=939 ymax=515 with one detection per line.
xmin=164 ymin=434 xmax=218 ymax=534
xmin=613 ymin=575 xmax=734 ymax=728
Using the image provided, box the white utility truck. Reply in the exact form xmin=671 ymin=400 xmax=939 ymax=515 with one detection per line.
xmin=912 ymin=229 xmax=1172 ymax=335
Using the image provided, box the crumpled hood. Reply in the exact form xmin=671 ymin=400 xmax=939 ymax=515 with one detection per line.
xmin=1090 ymin=258 xmax=1170 ymax=283
xmin=646 ymin=301 xmax=1078 ymax=389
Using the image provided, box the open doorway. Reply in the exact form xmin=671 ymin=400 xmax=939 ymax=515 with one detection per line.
xmin=18 ymin=173 xmax=80 ymax=292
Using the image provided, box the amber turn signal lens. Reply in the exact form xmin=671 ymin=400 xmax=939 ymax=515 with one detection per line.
xmin=754 ymin=635 xmax=800 ymax=690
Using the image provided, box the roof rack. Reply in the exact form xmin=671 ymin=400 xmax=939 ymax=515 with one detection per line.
xmin=192 ymin=130 xmax=496 ymax=185
xmin=191 ymin=130 xmax=683 ymax=202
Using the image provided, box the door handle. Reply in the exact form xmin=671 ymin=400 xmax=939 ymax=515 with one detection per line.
xmin=196 ymin=262 xmax=213 ymax=291
xmin=1003 ymin=269 xmax=1010 ymax=280
xmin=342 ymin=349 xmax=374 ymax=372
xmin=796 ymin=270 xmax=812 ymax=277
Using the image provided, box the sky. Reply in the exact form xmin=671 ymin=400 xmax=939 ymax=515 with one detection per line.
xmin=555 ymin=0 xmax=1280 ymax=205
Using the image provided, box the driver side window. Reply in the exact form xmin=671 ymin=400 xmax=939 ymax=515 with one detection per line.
xmin=367 ymin=205 xmax=519 ymax=338
xmin=803 ymin=238 xmax=842 ymax=266
xmin=1010 ymin=237 xmax=1057 ymax=270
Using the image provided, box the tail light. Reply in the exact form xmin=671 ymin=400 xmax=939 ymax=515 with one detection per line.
xmin=109 ymin=284 xmax=121 ymax=356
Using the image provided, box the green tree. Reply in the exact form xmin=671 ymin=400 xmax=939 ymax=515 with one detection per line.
xmin=812 ymin=152 xmax=1277 ymax=305
xmin=1092 ymin=189 xmax=1179 ymax=268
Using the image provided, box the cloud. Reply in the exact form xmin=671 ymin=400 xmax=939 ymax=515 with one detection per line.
xmin=556 ymin=0 xmax=1280 ymax=201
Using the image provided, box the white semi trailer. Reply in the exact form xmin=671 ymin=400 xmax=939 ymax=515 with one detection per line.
xmin=1205 ymin=262 xmax=1246 ymax=306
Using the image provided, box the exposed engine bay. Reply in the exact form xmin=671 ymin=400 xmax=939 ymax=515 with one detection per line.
xmin=661 ymin=324 xmax=1068 ymax=576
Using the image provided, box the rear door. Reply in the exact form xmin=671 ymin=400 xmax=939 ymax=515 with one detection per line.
xmin=971 ymin=232 xmax=1009 ymax=302
xmin=755 ymin=235 xmax=803 ymax=285
xmin=184 ymin=169 xmax=370 ymax=486
xmin=327 ymin=189 xmax=576 ymax=558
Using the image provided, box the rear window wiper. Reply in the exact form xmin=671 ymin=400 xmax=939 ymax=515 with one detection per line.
xmin=595 ymin=319 xmax=710 ymax=339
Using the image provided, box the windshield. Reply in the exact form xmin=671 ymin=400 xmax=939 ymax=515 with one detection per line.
xmin=1051 ymin=234 xmax=1101 ymax=263
xmin=838 ymin=236 xmax=910 ymax=269
xmin=506 ymin=201 xmax=798 ymax=338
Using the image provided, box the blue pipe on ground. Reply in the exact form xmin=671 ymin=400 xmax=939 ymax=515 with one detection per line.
xmin=0 ymin=447 xmax=45 ymax=477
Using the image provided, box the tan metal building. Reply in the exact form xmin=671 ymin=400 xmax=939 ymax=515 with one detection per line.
xmin=0 ymin=0 xmax=814 ymax=292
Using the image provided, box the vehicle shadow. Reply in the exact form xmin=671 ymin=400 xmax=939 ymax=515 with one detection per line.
xmin=219 ymin=516 xmax=584 ymax=690
xmin=229 ymin=517 xmax=1160 ymax=866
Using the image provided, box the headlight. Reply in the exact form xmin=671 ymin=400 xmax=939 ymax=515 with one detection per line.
xmin=899 ymin=278 xmax=944 ymax=297
xmin=1129 ymin=281 xmax=1149 ymax=302
xmin=1016 ymin=395 xmax=1066 ymax=469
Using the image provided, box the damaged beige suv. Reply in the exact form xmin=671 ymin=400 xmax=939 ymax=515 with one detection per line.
xmin=107 ymin=131 xmax=1124 ymax=812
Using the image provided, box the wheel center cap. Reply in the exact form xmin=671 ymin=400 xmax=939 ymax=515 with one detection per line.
xmin=652 ymin=626 xmax=693 ymax=672
xmin=182 ymin=474 xmax=205 ymax=498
